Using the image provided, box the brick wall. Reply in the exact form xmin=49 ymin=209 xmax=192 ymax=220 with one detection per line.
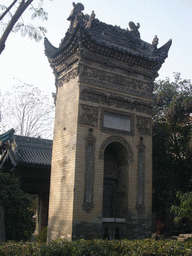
xmin=47 ymin=76 xmax=80 ymax=242
xmin=48 ymin=52 xmax=153 ymax=241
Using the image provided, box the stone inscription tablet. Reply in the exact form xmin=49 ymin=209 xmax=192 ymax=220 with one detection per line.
xmin=104 ymin=113 xmax=131 ymax=132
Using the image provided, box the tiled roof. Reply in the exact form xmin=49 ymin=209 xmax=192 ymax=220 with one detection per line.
xmin=0 ymin=129 xmax=15 ymax=143
xmin=13 ymin=135 xmax=52 ymax=167
xmin=44 ymin=3 xmax=172 ymax=71
xmin=0 ymin=129 xmax=14 ymax=153
xmin=83 ymin=19 xmax=171 ymax=62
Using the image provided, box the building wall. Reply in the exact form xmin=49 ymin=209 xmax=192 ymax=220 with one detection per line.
xmin=72 ymin=106 xmax=152 ymax=239
xmin=47 ymin=75 xmax=80 ymax=242
xmin=74 ymin=53 xmax=153 ymax=239
xmin=48 ymin=50 xmax=153 ymax=241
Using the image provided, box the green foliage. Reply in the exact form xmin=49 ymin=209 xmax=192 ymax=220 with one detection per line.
xmin=171 ymin=191 xmax=192 ymax=224
xmin=1 ymin=239 xmax=192 ymax=255
xmin=153 ymin=74 xmax=192 ymax=212
xmin=0 ymin=172 xmax=35 ymax=241
xmin=0 ymin=0 xmax=48 ymax=43
xmin=35 ymin=226 xmax=47 ymax=243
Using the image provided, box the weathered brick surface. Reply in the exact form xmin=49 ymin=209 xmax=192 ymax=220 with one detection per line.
xmin=47 ymin=52 xmax=153 ymax=241
xmin=45 ymin=2 xmax=171 ymax=241
xmin=47 ymin=77 xmax=80 ymax=242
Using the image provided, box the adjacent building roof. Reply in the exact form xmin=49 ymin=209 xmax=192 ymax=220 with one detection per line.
xmin=44 ymin=2 xmax=172 ymax=72
xmin=0 ymin=128 xmax=14 ymax=153
xmin=0 ymin=130 xmax=52 ymax=168
xmin=12 ymin=135 xmax=52 ymax=167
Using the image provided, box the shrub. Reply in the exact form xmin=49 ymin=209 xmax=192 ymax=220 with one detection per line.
xmin=35 ymin=226 xmax=47 ymax=243
xmin=0 ymin=239 xmax=192 ymax=255
xmin=171 ymin=191 xmax=192 ymax=230
xmin=0 ymin=173 xmax=34 ymax=241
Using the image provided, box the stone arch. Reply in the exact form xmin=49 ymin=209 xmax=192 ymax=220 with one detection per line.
xmin=98 ymin=136 xmax=133 ymax=163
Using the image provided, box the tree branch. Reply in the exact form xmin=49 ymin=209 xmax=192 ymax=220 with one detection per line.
xmin=0 ymin=0 xmax=34 ymax=55
xmin=0 ymin=0 xmax=18 ymax=21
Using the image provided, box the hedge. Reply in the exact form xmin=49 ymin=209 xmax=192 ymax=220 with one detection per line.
xmin=0 ymin=239 xmax=192 ymax=255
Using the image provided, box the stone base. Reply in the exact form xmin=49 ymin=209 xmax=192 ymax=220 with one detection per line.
xmin=71 ymin=216 xmax=151 ymax=240
xmin=72 ymin=222 xmax=102 ymax=240
xmin=126 ymin=215 xmax=152 ymax=239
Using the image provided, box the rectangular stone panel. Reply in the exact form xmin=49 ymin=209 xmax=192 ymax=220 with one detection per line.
xmin=104 ymin=113 xmax=131 ymax=131
xmin=100 ymin=108 xmax=134 ymax=135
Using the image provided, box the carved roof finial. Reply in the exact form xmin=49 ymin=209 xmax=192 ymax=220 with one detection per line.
xmin=86 ymin=10 xmax=96 ymax=27
xmin=152 ymin=35 xmax=159 ymax=45
xmin=129 ymin=21 xmax=140 ymax=38
xmin=67 ymin=2 xmax=84 ymax=28
xmin=90 ymin=11 xmax=95 ymax=20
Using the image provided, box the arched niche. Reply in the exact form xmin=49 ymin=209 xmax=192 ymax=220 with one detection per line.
xmin=98 ymin=136 xmax=133 ymax=163
xmin=102 ymin=141 xmax=129 ymax=219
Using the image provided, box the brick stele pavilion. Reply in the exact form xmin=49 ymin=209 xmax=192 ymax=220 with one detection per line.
xmin=44 ymin=2 xmax=171 ymax=241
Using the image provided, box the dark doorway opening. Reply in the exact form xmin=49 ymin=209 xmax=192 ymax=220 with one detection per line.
xmin=102 ymin=142 xmax=128 ymax=239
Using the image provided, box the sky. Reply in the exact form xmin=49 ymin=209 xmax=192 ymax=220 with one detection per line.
xmin=0 ymin=0 xmax=192 ymax=98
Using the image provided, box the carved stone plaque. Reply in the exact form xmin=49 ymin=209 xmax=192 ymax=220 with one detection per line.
xmin=136 ymin=139 xmax=146 ymax=212
xmin=136 ymin=116 xmax=151 ymax=135
xmin=79 ymin=104 xmax=98 ymax=127
xmin=83 ymin=131 xmax=96 ymax=213
xmin=85 ymin=142 xmax=94 ymax=203
xmin=104 ymin=113 xmax=131 ymax=132
xmin=137 ymin=150 xmax=144 ymax=206
xmin=100 ymin=109 xmax=134 ymax=135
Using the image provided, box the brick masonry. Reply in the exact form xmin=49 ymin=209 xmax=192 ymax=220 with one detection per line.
xmin=47 ymin=50 xmax=154 ymax=242
xmin=44 ymin=2 xmax=171 ymax=241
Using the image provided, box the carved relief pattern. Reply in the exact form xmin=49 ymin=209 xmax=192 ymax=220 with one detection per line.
xmin=136 ymin=140 xmax=146 ymax=211
xmin=137 ymin=150 xmax=144 ymax=207
xmin=84 ymin=53 xmax=130 ymax=74
xmin=85 ymin=142 xmax=94 ymax=203
xmin=80 ymin=90 xmax=100 ymax=103
xmin=84 ymin=53 xmax=154 ymax=82
xmin=79 ymin=104 xmax=98 ymax=127
xmin=80 ymin=66 xmax=153 ymax=97
xmin=56 ymin=57 xmax=78 ymax=74
xmin=83 ymin=131 xmax=96 ymax=213
xmin=136 ymin=116 xmax=151 ymax=135
xmin=57 ymin=67 xmax=78 ymax=86
xmin=80 ymin=88 xmax=152 ymax=115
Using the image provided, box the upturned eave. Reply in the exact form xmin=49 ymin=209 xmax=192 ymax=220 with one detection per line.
xmin=44 ymin=5 xmax=172 ymax=72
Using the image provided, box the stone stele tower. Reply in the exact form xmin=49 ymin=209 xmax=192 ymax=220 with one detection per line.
xmin=44 ymin=3 xmax=171 ymax=242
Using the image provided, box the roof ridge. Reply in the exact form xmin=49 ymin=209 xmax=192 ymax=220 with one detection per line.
xmin=44 ymin=2 xmax=172 ymax=72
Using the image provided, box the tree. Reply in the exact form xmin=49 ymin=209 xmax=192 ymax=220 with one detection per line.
xmin=0 ymin=172 xmax=35 ymax=241
xmin=0 ymin=0 xmax=49 ymax=55
xmin=171 ymin=191 xmax=192 ymax=230
xmin=153 ymin=73 xmax=192 ymax=213
xmin=0 ymin=81 xmax=54 ymax=139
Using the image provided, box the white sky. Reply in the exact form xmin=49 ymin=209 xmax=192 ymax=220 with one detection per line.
xmin=0 ymin=0 xmax=192 ymax=97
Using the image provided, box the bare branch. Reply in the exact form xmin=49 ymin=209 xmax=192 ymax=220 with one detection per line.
xmin=1 ymin=82 xmax=54 ymax=138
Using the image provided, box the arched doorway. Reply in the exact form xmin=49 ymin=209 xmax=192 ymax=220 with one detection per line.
xmin=102 ymin=141 xmax=128 ymax=239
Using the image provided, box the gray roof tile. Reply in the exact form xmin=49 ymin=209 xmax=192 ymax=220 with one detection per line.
xmin=13 ymin=135 xmax=52 ymax=167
